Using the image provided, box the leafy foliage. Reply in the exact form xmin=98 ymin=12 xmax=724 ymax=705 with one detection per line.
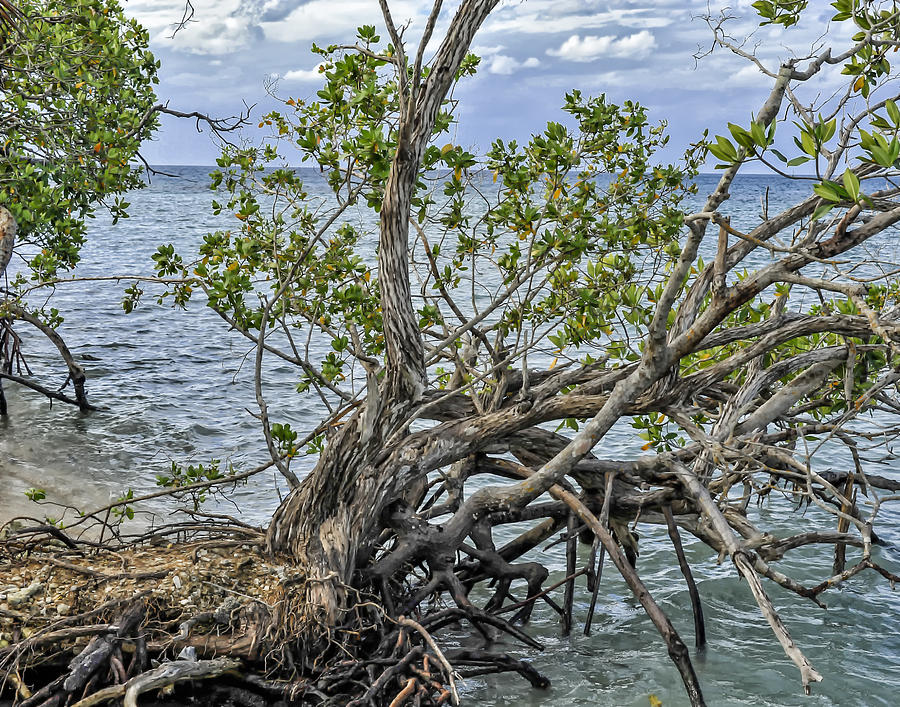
xmin=0 ymin=0 xmax=159 ymax=282
xmin=153 ymin=36 xmax=701 ymax=446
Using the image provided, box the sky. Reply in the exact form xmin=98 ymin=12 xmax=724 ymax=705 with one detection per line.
xmin=124 ymin=0 xmax=850 ymax=168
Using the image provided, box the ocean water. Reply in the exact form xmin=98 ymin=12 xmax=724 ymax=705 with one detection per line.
xmin=1 ymin=168 xmax=898 ymax=705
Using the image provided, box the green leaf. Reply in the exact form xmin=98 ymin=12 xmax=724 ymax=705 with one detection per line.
xmin=728 ymin=123 xmax=755 ymax=150
xmin=858 ymin=128 xmax=876 ymax=150
xmin=842 ymin=169 xmax=860 ymax=202
xmin=799 ymin=129 xmax=817 ymax=156
xmin=887 ymin=99 xmax=900 ymax=127
xmin=869 ymin=145 xmax=893 ymax=167
xmin=813 ymin=181 xmax=844 ymax=202
xmin=811 ymin=203 xmax=835 ymax=221
xmin=752 ymin=0 xmax=776 ymax=20
xmin=708 ymin=136 xmax=738 ymax=163
xmin=890 ymin=137 xmax=900 ymax=165
xmin=749 ymin=120 xmax=767 ymax=147
xmin=25 ymin=488 xmax=46 ymax=502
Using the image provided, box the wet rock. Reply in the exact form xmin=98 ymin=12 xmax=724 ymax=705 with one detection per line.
xmin=7 ymin=579 xmax=42 ymax=607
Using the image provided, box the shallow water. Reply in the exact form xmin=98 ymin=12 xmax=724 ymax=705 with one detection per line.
xmin=1 ymin=168 xmax=899 ymax=705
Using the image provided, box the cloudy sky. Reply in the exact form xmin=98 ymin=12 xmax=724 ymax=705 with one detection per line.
xmin=124 ymin=0 xmax=847 ymax=167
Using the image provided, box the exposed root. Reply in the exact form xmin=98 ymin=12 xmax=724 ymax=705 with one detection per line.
xmin=5 ymin=427 xmax=899 ymax=707
xmin=67 ymin=657 xmax=241 ymax=707
xmin=1 ymin=528 xmax=551 ymax=706
xmin=396 ymin=617 xmax=459 ymax=705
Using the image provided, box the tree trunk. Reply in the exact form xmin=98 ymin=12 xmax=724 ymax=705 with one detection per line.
xmin=266 ymin=0 xmax=500 ymax=627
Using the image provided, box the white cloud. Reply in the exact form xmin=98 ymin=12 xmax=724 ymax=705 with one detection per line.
xmin=260 ymin=0 xmax=421 ymax=43
xmin=471 ymin=44 xmax=506 ymax=57
xmin=486 ymin=55 xmax=540 ymax=75
xmin=168 ymin=15 xmax=258 ymax=54
xmin=126 ymin=0 xmax=422 ymax=55
xmin=547 ymin=31 xmax=657 ymax=62
xmin=729 ymin=64 xmax=774 ymax=88
xmin=126 ymin=0 xmax=259 ymax=55
xmin=471 ymin=45 xmax=540 ymax=75
xmin=123 ymin=0 xmax=193 ymax=34
xmin=125 ymin=0 xmax=858 ymax=170
xmin=167 ymin=68 xmax=239 ymax=86
xmin=281 ymin=64 xmax=327 ymax=82
xmin=484 ymin=3 xmax=677 ymax=36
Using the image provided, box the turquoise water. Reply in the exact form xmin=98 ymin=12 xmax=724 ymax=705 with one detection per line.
xmin=1 ymin=168 xmax=898 ymax=705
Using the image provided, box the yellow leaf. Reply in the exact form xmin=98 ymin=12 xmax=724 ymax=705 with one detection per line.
xmin=552 ymin=187 xmax=561 ymax=200
xmin=454 ymin=167 xmax=461 ymax=181
xmin=649 ymin=696 xmax=663 ymax=707
xmin=549 ymin=357 xmax=558 ymax=370
xmin=641 ymin=442 xmax=653 ymax=451
xmin=441 ymin=143 xmax=454 ymax=155
xmin=854 ymin=76 xmax=865 ymax=92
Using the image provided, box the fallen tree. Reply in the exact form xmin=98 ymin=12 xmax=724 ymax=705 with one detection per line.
xmin=5 ymin=0 xmax=900 ymax=705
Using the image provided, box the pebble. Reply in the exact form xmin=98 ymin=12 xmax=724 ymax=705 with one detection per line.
xmin=172 ymin=575 xmax=183 ymax=590
xmin=8 ymin=580 xmax=42 ymax=607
